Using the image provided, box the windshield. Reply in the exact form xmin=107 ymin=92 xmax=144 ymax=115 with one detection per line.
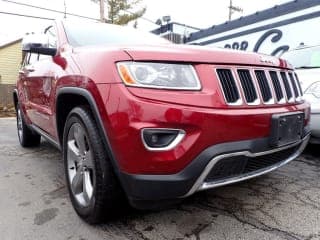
xmin=281 ymin=46 xmax=320 ymax=69
xmin=63 ymin=21 xmax=170 ymax=47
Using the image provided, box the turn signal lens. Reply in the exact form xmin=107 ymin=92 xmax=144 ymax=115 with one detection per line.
xmin=118 ymin=64 xmax=136 ymax=84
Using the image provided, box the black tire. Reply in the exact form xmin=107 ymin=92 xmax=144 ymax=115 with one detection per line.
xmin=16 ymin=103 xmax=41 ymax=147
xmin=63 ymin=106 xmax=124 ymax=224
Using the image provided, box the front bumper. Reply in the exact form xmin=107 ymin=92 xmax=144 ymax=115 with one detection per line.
xmin=120 ymin=132 xmax=310 ymax=209
xmin=95 ymin=83 xmax=311 ymax=208
xmin=98 ymin=84 xmax=310 ymax=175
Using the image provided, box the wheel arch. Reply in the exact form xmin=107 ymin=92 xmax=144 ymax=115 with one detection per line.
xmin=56 ymin=87 xmax=120 ymax=173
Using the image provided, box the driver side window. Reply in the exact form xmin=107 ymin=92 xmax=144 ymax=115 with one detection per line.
xmin=45 ymin=26 xmax=57 ymax=49
xmin=22 ymin=52 xmax=39 ymax=67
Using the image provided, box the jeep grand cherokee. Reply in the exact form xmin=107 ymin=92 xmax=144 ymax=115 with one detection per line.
xmin=14 ymin=20 xmax=310 ymax=223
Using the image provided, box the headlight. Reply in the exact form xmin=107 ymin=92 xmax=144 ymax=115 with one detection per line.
xmin=305 ymin=81 xmax=320 ymax=98
xmin=117 ymin=62 xmax=201 ymax=90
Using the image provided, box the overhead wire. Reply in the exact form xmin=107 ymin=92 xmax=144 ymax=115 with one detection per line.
xmin=1 ymin=0 xmax=158 ymax=25
xmin=1 ymin=0 xmax=98 ymax=20
xmin=0 ymin=11 xmax=54 ymax=20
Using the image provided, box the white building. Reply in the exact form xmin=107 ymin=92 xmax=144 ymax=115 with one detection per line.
xmin=153 ymin=0 xmax=320 ymax=56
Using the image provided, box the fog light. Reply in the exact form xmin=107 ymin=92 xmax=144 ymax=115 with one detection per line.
xmin=141 ymin=128 xmax=185 ymax=151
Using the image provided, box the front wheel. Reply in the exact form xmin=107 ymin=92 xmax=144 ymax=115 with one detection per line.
xmin=63 ymin=106 xmax=124 ymax=224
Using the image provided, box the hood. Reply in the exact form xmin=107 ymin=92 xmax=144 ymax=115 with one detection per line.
xmin=295 ymin=68 xmax=320 ymax=91
xmin=72 ymin=44 xmax=290 ymax=69
xmin=121 ymin=44 xmax=291 ymax=69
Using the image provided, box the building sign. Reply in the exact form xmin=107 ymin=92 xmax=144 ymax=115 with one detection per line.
xmin=185 ymin=0 xmax=320 ymax=56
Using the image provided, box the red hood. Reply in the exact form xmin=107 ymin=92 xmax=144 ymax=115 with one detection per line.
xmin=121 ymin=44 xmax=291 ymax=69
xmin=71 ymin=44 xmax=292 ymax=84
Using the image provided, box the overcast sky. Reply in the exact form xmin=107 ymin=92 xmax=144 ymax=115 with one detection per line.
xmin=0 ymin=0 xmax=290 ymax=44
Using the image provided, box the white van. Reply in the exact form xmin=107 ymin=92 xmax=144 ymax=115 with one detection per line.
xmin=282 ymin=45 xmax=320 ymax=144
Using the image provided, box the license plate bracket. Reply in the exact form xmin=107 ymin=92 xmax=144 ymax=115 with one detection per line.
xmin=269 ymin=112 xmax=304 ymax=147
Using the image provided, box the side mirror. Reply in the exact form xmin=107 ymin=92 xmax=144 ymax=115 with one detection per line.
xmin=22 ymin=33 xmax=57 ymax=56
xmin=29 ymin=46 xmax=57 ymax=56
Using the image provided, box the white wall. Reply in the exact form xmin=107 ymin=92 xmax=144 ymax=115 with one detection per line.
xmin=189 ymin=5 xmax=320 ymax=56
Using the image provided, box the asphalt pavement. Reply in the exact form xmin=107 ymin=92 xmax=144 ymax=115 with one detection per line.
xmin=0 ymin=117 xmax=319 ymax=240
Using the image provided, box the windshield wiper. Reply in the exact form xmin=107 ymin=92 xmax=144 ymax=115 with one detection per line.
xmin=296 ymin=66 xmax=320 ymax=69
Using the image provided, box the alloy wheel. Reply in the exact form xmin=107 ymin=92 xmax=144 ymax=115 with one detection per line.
xmin=17 ymin=108 xmax=23 ymax=141
xmin=67 ymin=123 xmax=95 ymax=207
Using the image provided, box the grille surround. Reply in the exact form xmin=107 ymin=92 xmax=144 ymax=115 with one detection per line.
xmin=294 ymin=73 xmax=304 ymax=96
xmin=255 ymin=70 xmax=274 ymax=104
xmin=216 ymin=69 xmax=242 ymax=105
xmin=289 ymin=72 xmax=299 ymax=98
xmin=215 ymin=67 xmax=303 ymax=106
xmin=269 ymin=71 xmax=285 ymax=103
xmin=280 ymin=72 xmax=294 ymax=102
xmin=237 ymin=69 xmax=259 ymax=105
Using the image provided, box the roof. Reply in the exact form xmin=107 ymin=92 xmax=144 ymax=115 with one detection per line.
xmin=0 ymin=38 xmax=23 ymax=50
xmin=186 ymin=0 xmax=320 ymax=42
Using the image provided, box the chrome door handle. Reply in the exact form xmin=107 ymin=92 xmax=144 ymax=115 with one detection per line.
xmin=25 ymin=66 xmax=35 ymax=72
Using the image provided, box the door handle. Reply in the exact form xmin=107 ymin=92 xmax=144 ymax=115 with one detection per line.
xmin=25 ymin=66 xmax=35 ymax=72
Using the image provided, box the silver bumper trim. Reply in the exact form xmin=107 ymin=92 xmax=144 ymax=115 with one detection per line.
xmin=184 ymin=134 xmax=310 ymax=197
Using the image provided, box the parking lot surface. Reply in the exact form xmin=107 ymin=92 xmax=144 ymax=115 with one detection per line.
xmin=0 ymin=117 xmax=319 ymax=240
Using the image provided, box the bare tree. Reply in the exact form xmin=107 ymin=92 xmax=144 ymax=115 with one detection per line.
xmin=92 ymin=0 xmax=146 ymax=25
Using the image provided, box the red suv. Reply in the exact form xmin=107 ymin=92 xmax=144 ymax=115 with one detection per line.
xmin=14 ymin=20 xmax=310 ymax=223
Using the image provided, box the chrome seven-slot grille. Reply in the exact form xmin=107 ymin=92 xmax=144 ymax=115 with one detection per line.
xmin=216 ymin=68 xmax=303 ymax=105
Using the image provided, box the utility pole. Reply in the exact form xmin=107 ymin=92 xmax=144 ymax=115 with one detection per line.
xmin=100 ymin=0 xmax=105 ymax=22
xmin=63 ymin=0 xmax=67 ymax=18
xmin=110 ymin=0 xmax=114 ymax=24
xmin=228 ymin=0 xmax=243 ymax=21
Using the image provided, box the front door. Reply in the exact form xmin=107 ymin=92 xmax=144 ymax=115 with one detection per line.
xmin=21 ymin=26 xmax=58 ymax=136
